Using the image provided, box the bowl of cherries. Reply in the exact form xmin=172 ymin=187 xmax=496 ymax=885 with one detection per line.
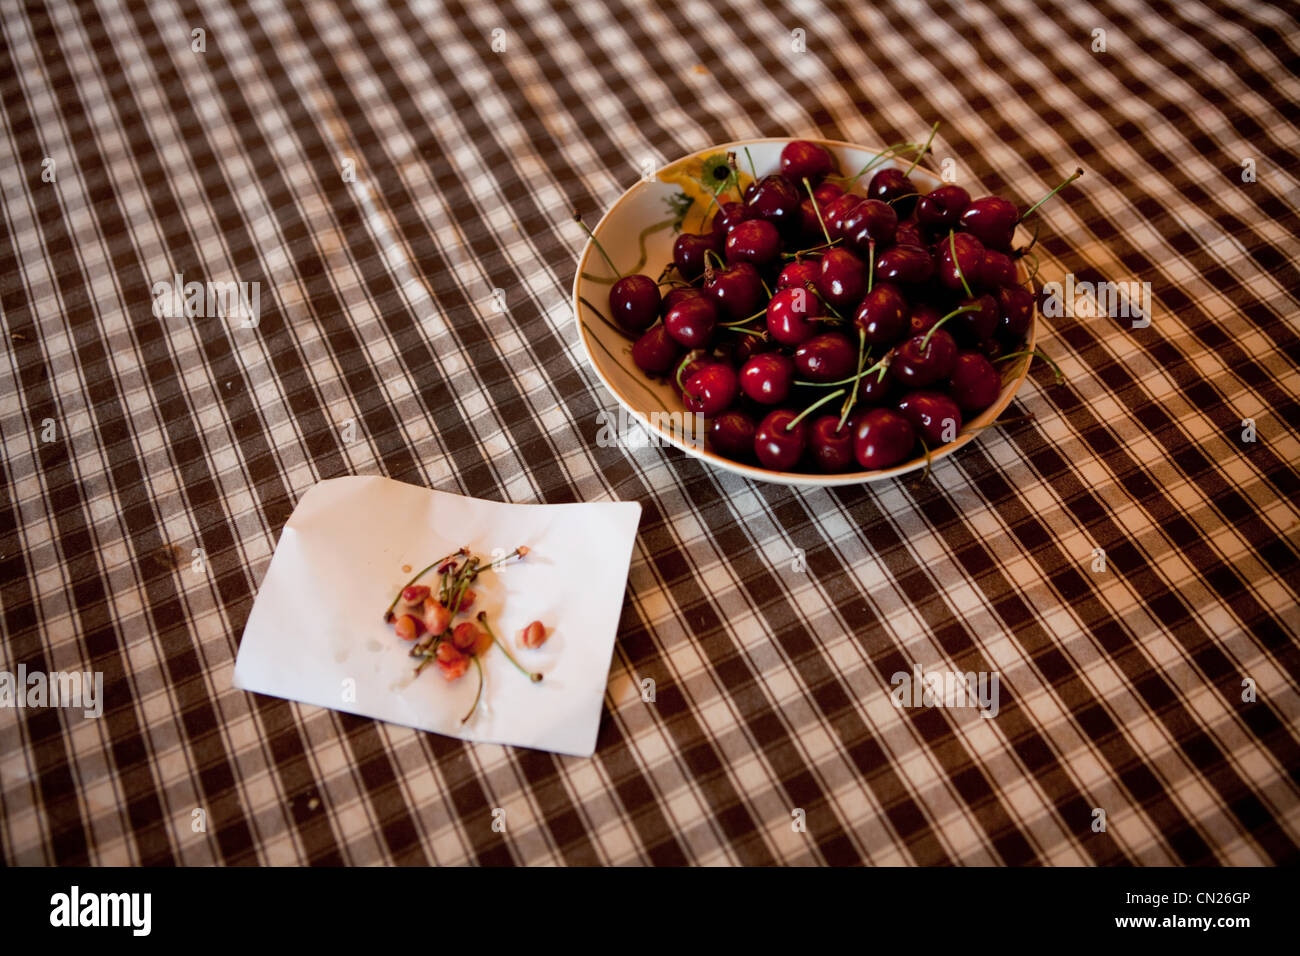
xmin=572 ymin=135 xmax=1077 ymax=486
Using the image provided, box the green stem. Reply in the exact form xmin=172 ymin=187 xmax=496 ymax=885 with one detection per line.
xmin=743 ymin=147 xmax=758 ymax=181
xmin=838 ymin=327 xmax=868 ymax=430
xmin=803 ymin=176 xmax=832 ymax=246
xmin=921 ymin=302 xmax=981 ymax=351
xmin=994 ymin=348 xmax=1063 ymax=384
xmin=903 ymin=123 xmax=939 ymax=177
xmin=948 ymin=229 xmax=973 ymax=298
xmin=1019 ymin=168 xmax=1084 ymax=223
xmin=384 ymin=550 xmax=461 ymax=622
xmin=461 ymin=656 xmax=484 ymax=724
xmin=786 ymin=389 xmax=846 ymax=430
xmin=478 ymin=613 xmax=543 ymax=683
xmin=842 ymin=141 xmax=919 ymax=187
xmin=573 ymin=211 xmax=620 ymax=276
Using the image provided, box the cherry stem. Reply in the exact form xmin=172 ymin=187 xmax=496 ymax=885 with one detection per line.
xmin=675 ymin=352 xmax=703 ymax=396
xmin=727 ymin=152 xmax=743 ymax=202
xmin=915 ymin=436 xmax=933 ymax=484
xmin=1014 ymin=221 xmax=1041 ymax=259
xmin=703 ymin=248 xmax=726 ymax=272
xmin=460 ymin=656 xmax=485 ymax=723
xmin=720 ymin=306 xmax=767 ymax=327
xmin=696 ymin=179 xmax=728 ymax=232
xmin=843 ymin=141 xmax=919 ymax=187
xmin=743 ymin=147 xmax=758 ymax=182
xmin=887 ymin=192 xmax=921 ymax=206
xmin=478 ymin=613 xmax=542 ymax=682
xmin=867 ymin=240 xmax=876 ymax=295
xmin=903 ymin=122 xmax=939 ymax=177
xmin=921 ymin=302 xmax=981 ymax=351
xmin=947 ymin=229 xmax=973 ymax=298
xmin=486 ymin=546 xmax=529 ymax=571
xmin=838 ymin=327 xmax=868 ymax=430
xmin=786 ymin=388 xmax=847 ymax=431
xmin=794 ymin=348 xmax=885 ymax=388
xmin=1019 ymin=168 xmax=1084 ymax=223
xmin=413 ymin=638 xmax=441 ymax=676
xmin=781 ymin=238 xmax=842 ymax=259
xmin=803 ymin=176 xmax=832 ymax=247
xmin=994 ymin=348 xmax=1064 ymax=384
xmin=572 ymin=211 xmax=620 ymax=276
xmin=384 ymin=549 xmax=462 ymax=622
xmin=803 ymin=280 xmax=845 ymax=322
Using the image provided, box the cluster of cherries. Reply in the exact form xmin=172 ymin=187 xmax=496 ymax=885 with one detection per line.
xmin=586 ymin=137 xmax=1079 ymax=473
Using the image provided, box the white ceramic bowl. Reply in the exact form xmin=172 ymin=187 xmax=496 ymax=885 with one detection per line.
xmin=572 ymin=138 xmax=1036 ymax=486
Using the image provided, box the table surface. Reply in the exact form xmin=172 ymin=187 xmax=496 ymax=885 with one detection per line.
xmin=2 ymin=0 xmax=1298 ymax=866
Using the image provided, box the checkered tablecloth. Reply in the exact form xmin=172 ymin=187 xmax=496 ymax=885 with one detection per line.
xmin=2 ymin=0 xmax=1298 ymax=866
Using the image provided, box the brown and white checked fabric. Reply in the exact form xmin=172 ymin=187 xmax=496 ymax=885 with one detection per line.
xmin=0 ymin=0 xmax=1297 ymax=867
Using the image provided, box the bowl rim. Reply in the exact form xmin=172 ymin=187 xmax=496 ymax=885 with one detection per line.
xmin=571 ymin=137 xmax=1037 ymax=487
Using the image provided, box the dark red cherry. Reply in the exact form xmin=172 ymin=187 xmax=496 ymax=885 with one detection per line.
xmin=855 ymin=365 xmax=892 ymax=405
xmin=797 ymin=198 xmax=828 ymax=244
xmin=672 ymin=233 xmax=719 ymax=281
xmin=841 ymin=198 xmax=898 ymax=253
xmin=672 ymin=349 xmax=714 ymax=392
xmin=794 ymin=331 xmax=856 ymax=382
xmin=740 ymin=352 xmax=795 ymax=405
xmin=709 ymin=409 xmax=757 ymax=460
xmin=717 ymin=329 xmax=763 ymax=367
xmin=854 ymin=283 xmax=909 ymax=345
xmin=813 ymin=181 xmax=844 ymax=206
xmin=816 ymin=248 xmax=868 ymax=310
xmin=916 ymin=185 xmax=971 ymax=230
xmin=936 ymin=232 xmax=985 ymax=292
xmin=744 ymin=174 xmax=802 ymax=232
xmin=948 ymin=352 xmax=1001 ymax=414
xmin=710 ymin=201 xmax=749 ymax=237
xmin=953 ymin=294 xmax=998 ymax=343
xmin=893 ymin=220 xmax=925 ymax=247
xmin=908 ymin=303 xmax=942 ymax=336
xmin=823 ymin=192 xmax=864 ymax=240
xmin=765 ymin=286 xmax=825 ymax=346
xmin=780 ymin=140 xmax=837 ymax=184
xmin=960 ymin=196 xmax=1017 ymax=250
xmin=662 ymin=286 xmax=705 ymax=315
xmin=978 ymin=249 xmax=1018 ymax=289
xmin=682 ymin=363 xmax=740 ymax=417
xmin=609 ymin=275 xmax=661 ymax=333
xmin=663 ymin=296 xmax=717 ymax=348
xmin=976 ymin=336 xmax=1004 ymax=361
xmin=807 ymin=415 xmax=855 ymax=472
xmin=875 ymin=244 xmax=934 ymax=285
xmin=725 ymin=218 xmax=782 ymax=266
xmin=704 ymin=262 xmax=764 ymax=321
xmin=997 ymin=285 xmax=1035 ymax=340
xmin=631 ymin=324 xmax=681 ymax=375
xmin=777 ymin=259 xmax=820 ymax=291
xmin=890 ymin=329 xmax=958 ymax=387
xmin=896 ymin=390 xmax=963 ymax=446
xmin=853 ymin=408 xmax=915 ymax=469
xmin=754 ymin=408 xmax=807 ymax=470
xmin=867 ymin=167 xmax=918 ymax=217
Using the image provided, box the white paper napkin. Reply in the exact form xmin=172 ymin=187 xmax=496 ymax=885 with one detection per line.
xmin=232 ymin=476 xmax=642 ymax=757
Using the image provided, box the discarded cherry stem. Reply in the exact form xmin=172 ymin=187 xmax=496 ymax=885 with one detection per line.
xmin=384 ymin=549 xmax=461 ymax=622
xmin=461 ymin=656 xmax=485 ymax=724
xmin=477 ymin=612 xmax=542 ymax=682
